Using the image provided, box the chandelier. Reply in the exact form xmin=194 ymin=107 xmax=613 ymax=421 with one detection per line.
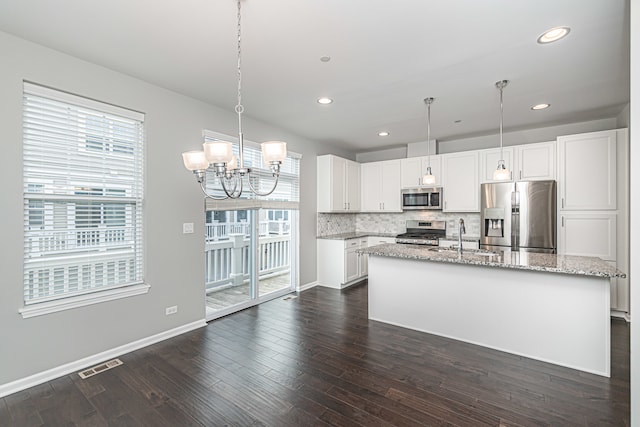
xmin=493 ymin=79 xmax=510 ymax=181
xmin=181 ymin=0 xmax=287 ymax=199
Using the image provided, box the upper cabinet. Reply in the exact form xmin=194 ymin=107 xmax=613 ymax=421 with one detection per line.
xmin=317 ymin=154 xmax=360 ymax=213
xmin=479 ymin=141 xmax=555 ymax=183
xmin=557 ymin=130 xmax=617 ymax=210
xmin=441 ymin=151 xmax=479 ymax=212
xmin=479 ymin=147 xmax=515 ymax=183
xmin=361 ymin=160 xmax=402 ymax=212
xmin=400 ymin=155 xmax=442 ymax=188
xmin=517 ymin=141 xmax=556 ymax=181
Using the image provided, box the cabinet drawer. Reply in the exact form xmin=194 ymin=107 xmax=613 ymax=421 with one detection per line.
xmin=344 ymin=238 xmax=365 ymax=249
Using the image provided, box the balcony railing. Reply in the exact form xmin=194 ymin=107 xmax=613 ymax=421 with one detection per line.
xmin=204 ymin=220 xmax=291 ymax=291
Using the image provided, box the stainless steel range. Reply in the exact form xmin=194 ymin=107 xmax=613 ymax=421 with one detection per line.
xmin=395 ymin=220 xmax=446 ymax=246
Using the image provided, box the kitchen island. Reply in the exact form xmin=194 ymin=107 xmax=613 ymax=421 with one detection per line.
xmin=359 ymin=243 xmax=625 ymax=377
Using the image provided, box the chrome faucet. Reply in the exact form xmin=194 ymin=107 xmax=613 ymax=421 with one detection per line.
xmin=458 ymin=218 xmax=466 ymax=254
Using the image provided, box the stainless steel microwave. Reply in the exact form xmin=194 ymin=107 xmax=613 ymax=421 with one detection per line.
xmin=401 ymin=187 xmax=443 ymax=210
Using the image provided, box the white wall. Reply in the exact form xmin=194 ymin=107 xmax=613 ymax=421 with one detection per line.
xmin=630 ymin=0 xmax=638 ymax=424
xmin=0 ymin=30 xmax=353 ymax=389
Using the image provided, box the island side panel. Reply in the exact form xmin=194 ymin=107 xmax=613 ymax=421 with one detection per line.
xmin=367 ymin=255 xmax=611 ymax=377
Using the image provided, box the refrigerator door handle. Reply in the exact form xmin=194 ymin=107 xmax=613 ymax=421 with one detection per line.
xmin=511 ymin=191 xmax=520 ymax=250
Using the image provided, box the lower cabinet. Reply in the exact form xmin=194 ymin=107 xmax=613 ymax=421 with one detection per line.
xmin=318 ymin=237 xmax=369 ymax=289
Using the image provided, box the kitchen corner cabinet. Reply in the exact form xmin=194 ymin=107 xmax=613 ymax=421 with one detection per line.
xmin=441 ymin=151 xmax=479 ymax=212
xmin=361 ymin=160 xmax=402 ymax=212
xmin=400 ymin=155 xmax=442 ymax=188
xmin=557 ymin=130 xmax=617 ymax=211
xmin=317 ymin=155 xmax=360 ymax=212
xmin=317 ymin=237 xmax=368 ymax=289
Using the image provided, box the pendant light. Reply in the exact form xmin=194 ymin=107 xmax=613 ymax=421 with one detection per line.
xmin=181 ymin=0 xmax=287 ymax=199
xmin=493 ymin=80 xmax=511 ymax=181
xmin=422 ymin=97 xmax=436 ymax=186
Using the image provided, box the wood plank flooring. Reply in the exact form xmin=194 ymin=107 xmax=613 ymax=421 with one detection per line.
xmin=1 ymin=282 xmax=630 ymax=426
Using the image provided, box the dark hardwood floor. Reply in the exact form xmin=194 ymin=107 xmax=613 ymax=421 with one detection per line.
xmin=1 ymin=282 xmax=630 ymax=426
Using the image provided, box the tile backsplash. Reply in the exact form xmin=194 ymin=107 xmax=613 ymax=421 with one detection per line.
xmin=317 ymin=211 xmax=480 ymax=237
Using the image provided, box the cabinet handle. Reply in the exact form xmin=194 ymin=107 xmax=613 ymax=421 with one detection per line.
xmin=561 ymin=198 xmax=564 ymax=209
xmin=519 ymin=170 xmax=522 ymax=180
xmin=561 ymin=216 xmax=565 ymax=227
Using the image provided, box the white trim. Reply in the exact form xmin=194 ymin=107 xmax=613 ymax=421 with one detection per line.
xmin=0 ymin=319 xmax=206 ymax=399
xmin=297 ymin=280 xmax=318 ymax=292
xmin=19 ymin=283 xmax=150 ymax=318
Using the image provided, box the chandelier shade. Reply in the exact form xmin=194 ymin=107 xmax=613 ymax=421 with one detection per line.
xmin=422 ymin=97 xmax=436 ymax=186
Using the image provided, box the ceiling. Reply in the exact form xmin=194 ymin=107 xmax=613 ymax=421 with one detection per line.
xmin=0 ymin=0 xmax=630 ymax=153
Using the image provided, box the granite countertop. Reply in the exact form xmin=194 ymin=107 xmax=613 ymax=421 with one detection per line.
xmin=442 ymin=235 xmax=481 ymax=243
xmin=317 ymin=232 xmax=397 ymax=240
xmin=358 ymin=243 xmax=626 ymax=279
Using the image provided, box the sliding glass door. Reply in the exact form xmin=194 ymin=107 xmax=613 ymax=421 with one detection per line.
xmin=204 ymin=208 xmax=295 ymax=320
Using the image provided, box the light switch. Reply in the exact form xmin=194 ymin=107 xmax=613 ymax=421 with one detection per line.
xmin=182 ymin=222 xmax=194 ymax=234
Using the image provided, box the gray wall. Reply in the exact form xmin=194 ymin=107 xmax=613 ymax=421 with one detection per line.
xmin=0 ymin=30 xmax=352 ymax=386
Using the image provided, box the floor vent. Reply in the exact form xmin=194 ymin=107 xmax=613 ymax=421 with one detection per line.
xmin=78 ymin=358 xmax=123 ymax=379
xmin=282 ymin=295 xmax=298 ymax=301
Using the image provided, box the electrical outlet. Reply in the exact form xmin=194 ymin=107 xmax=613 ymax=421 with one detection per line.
xmin=165 ymin=305 xmax=178 ymax=315
xmin=182 ymin=223 xmax=194 ymax=234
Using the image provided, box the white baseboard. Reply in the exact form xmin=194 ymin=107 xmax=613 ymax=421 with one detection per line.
xmin=297 ymin=280 xmax=318 ymax=292
xmin=0 ymin=319 xmax=206 ymax=399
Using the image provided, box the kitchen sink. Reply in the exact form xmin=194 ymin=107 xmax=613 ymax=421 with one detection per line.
xmin=427 ymin=247 xmax=498 ymax=256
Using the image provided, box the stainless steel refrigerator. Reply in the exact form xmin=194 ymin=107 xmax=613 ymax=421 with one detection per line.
xmin=480 ymin=180 xmax=556 ymax=253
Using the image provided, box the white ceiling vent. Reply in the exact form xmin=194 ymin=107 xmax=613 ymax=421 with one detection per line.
xmin=78 ymin=358 xmax=123 ymax=379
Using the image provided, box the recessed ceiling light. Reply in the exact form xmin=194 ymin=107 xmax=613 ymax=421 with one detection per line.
xmin=531 ymin=103 xmax=551 ymax=110
xmin=317 ymin=97 xmax=333 ymax=105
xmin=378 ymin=131 xmax=389 ymax=137
xmin=537 ymin=26 xmax=571 ymax=44
xmin=320 ymin=56 xmax=331 ymax=62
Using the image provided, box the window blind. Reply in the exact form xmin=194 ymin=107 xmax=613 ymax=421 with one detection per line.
xmin=22 ymin=82 xmax=144 ymax=305
xmin=202 ymin=131 xmax=301 ymax=211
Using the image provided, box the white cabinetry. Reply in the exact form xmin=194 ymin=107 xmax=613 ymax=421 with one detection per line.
xmin=400 ymin=155 xmax=442 ymax=188
xmin=556 ymin=129 xmax=628 ymax=315
xmin=559 ymin=213 xmax=617 ymax=260
xmin=317 ymin=155 xmax=360 ymax=213
xmin=516 ymin=141 xmax=556 ymax=181
xmin=558 ymin=130 xmax=617 ymax=211
xmin=318 ymin=237 xmax=369 ymax=289
xmin=441 ymin=151 xmax=480 ymax=212
xmin=367 ymin=236 xmax=397 ymax=246
xmin=361 ymin=160 xmax=402 ymax=212
xmin=479 ymin=147 xmax=515 ymax=183
xmin=480 ymin=141 xmax=555 ymax=183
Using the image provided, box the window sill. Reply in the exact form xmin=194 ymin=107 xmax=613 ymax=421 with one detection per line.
xmin=19 ymin=283 xmax=150 ymax=319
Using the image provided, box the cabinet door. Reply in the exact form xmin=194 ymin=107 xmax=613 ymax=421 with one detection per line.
xmin=380 ymin=160 xmax=402 ymax=211
xmin=558 ymin=212 xmax=616 ymax=260
xmin=400 ymin=157 xmax=423 ymax=188
xmin=517 ymin=141 xmax=555 ymax=181
xmin=442 ymin=151 xmax=480 ymax=212
xmin=360 ymin=162 xmax=381 ymax=211
xmin=558 ymin=130 xmax=617 ymax=210
xmin=480 ymin=147 xmax=514 ymax=183
xmin=345 ymin=159 xmax=361 ymax=211
xmin=345 ymin=247 xmax=360 ymax=283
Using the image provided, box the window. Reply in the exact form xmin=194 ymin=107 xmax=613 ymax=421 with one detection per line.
xmin=22 ymin=82 xmax=145 ymax=314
